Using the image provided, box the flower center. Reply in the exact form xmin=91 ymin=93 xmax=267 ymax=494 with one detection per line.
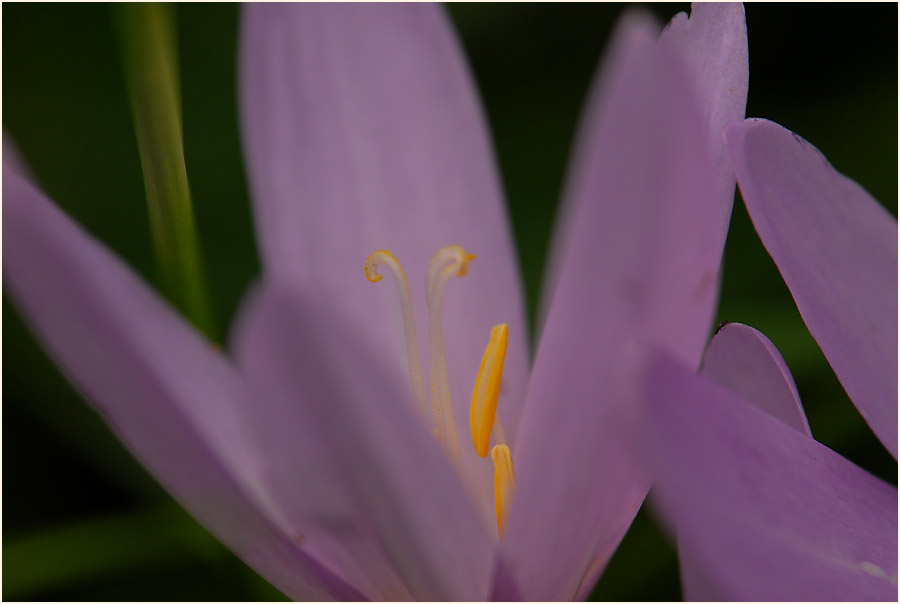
xmin=365 ymin=246 xmax=516 ymax=538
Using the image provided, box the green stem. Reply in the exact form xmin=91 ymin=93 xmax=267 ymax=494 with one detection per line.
xmin=115 ymin=3 xmax=217 ymax=338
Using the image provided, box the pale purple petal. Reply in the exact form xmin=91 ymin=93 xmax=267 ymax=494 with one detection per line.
xmin=701 ymin=322 xmax=811 ymax=436
xmin=726 ymin=118 xmax=898 ymax=458
xmin=684 ymin=322 xmax=810 ymax=598
xmin=677 ymin=555 xmax=726 ymax=601
xmin=538 ymin=3 xmax=748 ymax=330
xmin=239 ymin=3 xmax=530 ymax=457
xmin=2 ymin=166 xmax=361 ymax=600
xmin=659 ymin=2 xmax=748 ymax=254
xmin=234 ymin=283 xmax=494 ymax=601
xmin=647 ymin=353 xmax=898 ymax=601
xmin=497 ymin=13 xmax=721 ymax=599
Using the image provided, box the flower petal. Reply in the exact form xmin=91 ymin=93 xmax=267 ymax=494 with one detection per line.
xmin=239 ymin=3 xmax=530 ymax=451
xmin=684 ymin=322 xmax=810 ymax=599
xmin=539 ymin=3 xmax=748 ymax=329
xmin=234 ymin=283 xmax=494 ymax=601
xmin=726 ymin=118 xmax=898 ymax=458
xmin=497 ymin=13 xmax=721 ymax=599
xmin=647 ymin=353 xmax=898 ymax=601
xmin=701 ymin=322 xmax=810 ymax=436
xmin=2 ymin=164 xmax=361 ymax=601
xmin=659 ymin=2 xmax=748 ymax=250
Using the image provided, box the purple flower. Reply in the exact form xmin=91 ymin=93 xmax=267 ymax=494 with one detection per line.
xmin=3 ymin=4 xmax=747 ymax=600
xmin=645 ymin=121 xmax=898 ymax=599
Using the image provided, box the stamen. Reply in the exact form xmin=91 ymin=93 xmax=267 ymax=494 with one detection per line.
xmin=470 ymin=324 xmax=508 ymax=457
xmin=365 ymin=250 xmax=428 ymax=418
xmin=425 ymin=245 xmax=475 ymax=466
xmin=491 ymin=444 xmax=515 ymax=539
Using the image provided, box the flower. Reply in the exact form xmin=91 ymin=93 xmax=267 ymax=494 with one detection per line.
xmin=4 ymin=3 xmax=748 ymax=600
xmin=644 ymin=120 xmax=898 ymax=600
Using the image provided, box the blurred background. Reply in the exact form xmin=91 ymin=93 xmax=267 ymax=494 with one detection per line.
xmin=3 ymin=3 xmax=897 ymax=600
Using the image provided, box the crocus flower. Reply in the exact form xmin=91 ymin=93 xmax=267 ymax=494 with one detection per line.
xmin=3 ymin=3 xmax=747 ymax=600
xmin=645 ymin=119 xmax=898 ymax=600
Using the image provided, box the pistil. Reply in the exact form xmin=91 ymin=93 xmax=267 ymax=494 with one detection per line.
xmin=424 ymin=246 xmax=474 ymax=467
xmin=365 ymin=245 xmax=516 ymax=539
xmin=365 ymin=250 xmax=429 ymax=419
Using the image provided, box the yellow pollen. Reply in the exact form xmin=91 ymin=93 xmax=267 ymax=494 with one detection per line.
xmin=470 ymin=324 xmax=508 ymax=457
xmin=491 ymin=444 xmax=515 ymax=539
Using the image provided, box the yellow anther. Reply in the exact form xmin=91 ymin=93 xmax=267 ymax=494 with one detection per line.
xmin=491 ymin=444 xmax=515 ymax=539
xmin=470 ymin=324 xmax=508 ymax=457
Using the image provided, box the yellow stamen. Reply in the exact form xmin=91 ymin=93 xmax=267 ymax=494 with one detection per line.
xmin=470 ymin=324 xmax=508 ymax=457
xmin=491 ymin=444 xmax=515 ymax=539
xmin=364 ymin=250 xmax=428 ymax=418
xmin=425 ymin=246 xmax=474 ymax=467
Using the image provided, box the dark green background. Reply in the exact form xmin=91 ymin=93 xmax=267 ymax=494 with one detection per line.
xmin=3 ymin=3 xmax=897 ymax=600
